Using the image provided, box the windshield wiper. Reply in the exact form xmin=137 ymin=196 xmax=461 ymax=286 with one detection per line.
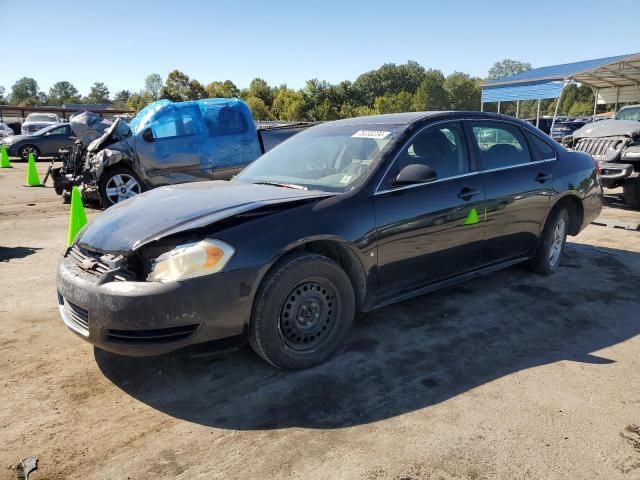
xmin=253 ymin=181 xmax=308 ymax=190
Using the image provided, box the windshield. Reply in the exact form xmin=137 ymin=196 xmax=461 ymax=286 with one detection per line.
xmin=615 ymin=107 xmax=640 ymax=121
xmin=237 ymin=122 xmax=403 ymax=192
xmin=26 ymin=113 xmax=57 ymax=122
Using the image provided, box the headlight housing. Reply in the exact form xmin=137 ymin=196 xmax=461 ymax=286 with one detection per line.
xmin=147 ymin=239 xmax=235 ymax=282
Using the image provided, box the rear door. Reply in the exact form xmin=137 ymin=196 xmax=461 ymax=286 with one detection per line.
xmin=373 ymin=121 xmax=485 ymax=298
xmin=135 ymin=103 xmax=210 ymax=184
xmin=467 ymin=120 xmax=554 ymax=264
xmin=201 ymin=104 xmax=262 ymax=180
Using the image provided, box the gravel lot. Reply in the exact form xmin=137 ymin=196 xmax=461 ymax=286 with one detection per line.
xmin=1 ymin=161 xmax=640 ymax=480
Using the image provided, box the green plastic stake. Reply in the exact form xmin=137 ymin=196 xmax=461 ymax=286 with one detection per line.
xmin=464 ymin=207 xmax=479 ymax=225
xmin=0 ymin=144 xmax=10 ymax=168
xmin=25 ymin=153 xmax=41 ymax=186
xmin=67 ymin=186 xmax=88 ymax=246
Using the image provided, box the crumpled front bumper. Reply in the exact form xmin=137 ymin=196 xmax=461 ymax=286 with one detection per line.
xmin=56 ymin=255 xmax=258 ymax=356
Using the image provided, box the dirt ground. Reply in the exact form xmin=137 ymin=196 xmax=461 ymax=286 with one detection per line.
xmin=1 ymin=161 xmax=640 ymax=480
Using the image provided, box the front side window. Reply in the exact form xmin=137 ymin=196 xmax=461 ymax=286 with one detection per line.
xmin=151 ymin=106 xmax=202 ymax=140
xmin=382 ymin=122 xmax=469 ymax=189
xmin=46 ymin=126 xmax=68 ymax=136
xmin=470 ymin=121 xmax=532 ymax=170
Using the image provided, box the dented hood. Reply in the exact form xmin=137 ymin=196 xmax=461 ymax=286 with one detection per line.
xmin=573 ymin=119 xmax=640 ymax=139
xmin=78 ymin=181 xmax=331 ymax=254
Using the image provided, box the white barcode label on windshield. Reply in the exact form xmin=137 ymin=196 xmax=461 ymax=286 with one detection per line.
xmin=351 ymin=130 xmax=391 ymax=139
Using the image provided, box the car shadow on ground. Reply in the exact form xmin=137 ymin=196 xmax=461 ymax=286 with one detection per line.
xmin=0 ymin=246 xmax=42 ymax=262
xmin=95 ymin=243 xmax=640 ymax=430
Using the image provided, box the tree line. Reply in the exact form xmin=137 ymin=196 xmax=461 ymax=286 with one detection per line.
xmin=0 ymin=59 xmax=605 ymax=121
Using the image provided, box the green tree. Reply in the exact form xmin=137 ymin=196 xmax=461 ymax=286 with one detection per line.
xmin=444 ymin=72 xmax=481 ymax=110
xmin=272 ymin=87 xmax=306 ymax=120
xmin=244 ymin=96 xmax=273 ymax=120
xmin=374 ymin=91 xmax=414 ymax=114
xmin=112 ymin=90 xmax=132 ymax=109
xmin=187 ymin=79 xmax=206 ymax=100
xmin=487 ymin=59 xmax=532 ymax=80
xmin=10 ymin=77 xmax=40 ymax=105
xmin=0 ymin=86 xmax=6 ymax=105
xmin=412 ymin=69 xmax=450 ymax=111
xmin=84 ymin=82 xmax=111 ymax=104
xmin=126 ymin=92 xmax=152 ymax=111
xmin=144 ymin=73 xmax=163 ymax=101
xmin=47 ymin=81 xmax=81 ymax=106
xmin=354 ymin=60 xmax=426 ymax=107
xmin=206 ymin=80 xmax=240 ymax=98
xmin=247 ymin=78 xmax=274 ymax=107
xmin=161 ymin=70 xmax=193 ymax=101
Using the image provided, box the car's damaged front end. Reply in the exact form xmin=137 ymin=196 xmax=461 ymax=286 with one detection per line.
xmin=51 ymin=111 xmax=135 ymax=203
xmin=565 ymin=119 xmax=640 ymax=189
xmin=56 ymin=181 xmax=332 ymax=355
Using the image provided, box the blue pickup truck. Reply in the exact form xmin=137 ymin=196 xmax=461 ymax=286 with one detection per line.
xmin=51 ymin=98 xmax=309 ymax=206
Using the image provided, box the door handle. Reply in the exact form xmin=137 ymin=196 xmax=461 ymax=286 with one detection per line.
xmin=535 ymin=172 xmax=552 ymax=183
xmin=457 ymin=187 xmax=480 ymax=200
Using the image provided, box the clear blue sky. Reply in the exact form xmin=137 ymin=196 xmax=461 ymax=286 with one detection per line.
xmin=1 ymin=0 xmax=639 ymax=97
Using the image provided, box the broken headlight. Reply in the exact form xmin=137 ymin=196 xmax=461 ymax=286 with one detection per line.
xmin=147 ymin=239 xmax=235 ymax=282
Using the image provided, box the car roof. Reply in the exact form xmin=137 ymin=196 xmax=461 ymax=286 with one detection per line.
xmin=326 ymin=111 xmax=525 ymax=127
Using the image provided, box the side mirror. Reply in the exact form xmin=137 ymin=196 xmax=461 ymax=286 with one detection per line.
xmin=394 ymin=164 xmax=437 ymax=186
xmin=142 ymin=127 xmax=154 ymax=143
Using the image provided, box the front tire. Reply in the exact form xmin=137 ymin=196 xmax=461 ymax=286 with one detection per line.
xmin=529 ymin=207 xmax=569 ymax=275
xmin=249 ymin=254 xmax=355 ymax=369
xmin=18 ymin=144 xmax=40 ymax=161
xmin=623 ymin=178 xmax=640 ymax=209
xmin=98 ymin=167 xmax=143 ymax=207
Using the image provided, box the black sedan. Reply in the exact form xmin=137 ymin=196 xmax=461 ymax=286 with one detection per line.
xmin=57 ymin=112 xmax=602 ymax=369
xmin=1 ymin=123 xmax=75 ymax=160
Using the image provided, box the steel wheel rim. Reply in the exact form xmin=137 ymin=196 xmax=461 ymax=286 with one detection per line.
xmin=21 ymin=146 xmax=36 ymax=159
xmin=548 ymin=217 xmax=566 ymax=266
xmin=105 ymin=174 xmax=141 ymax=204
xmin=278 ymin=279 xmax=339 ymax=352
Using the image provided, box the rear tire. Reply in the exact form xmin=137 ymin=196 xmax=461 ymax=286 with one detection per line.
xmin=623 ymin=178 xmax=640 ymax=209
xmin=528 ymin=207 xmax=569 ymax=275
xmin=249 ymin=254 xmax=355 ymax=369
xmin=98 ymin=167 xmax=143 ymax=208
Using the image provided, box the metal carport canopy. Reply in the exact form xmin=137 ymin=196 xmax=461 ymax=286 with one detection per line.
xmin=481 ymin=53 xmax=640 ymax=105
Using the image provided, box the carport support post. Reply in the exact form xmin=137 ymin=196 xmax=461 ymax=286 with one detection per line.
xmin=516 ymin=100 xmax=520 ymax=118
xmin=497 ymin=101 xmax=501 ymax=114
xmin=593 ymin=88 xmax=599 ymax=120
xmin=536 ymin=99 xmax=541 ymax=128
xmin=550 ymin=80 xmax=568 ymax=134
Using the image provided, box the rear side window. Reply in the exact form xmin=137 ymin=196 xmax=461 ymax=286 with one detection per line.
xmin=203 ymin=106 xmax=248 ymax=137
xmin=469 ymin=121 xmax=532 ymax=170
xmin=526 ymin=131 xmax=556 ymax=160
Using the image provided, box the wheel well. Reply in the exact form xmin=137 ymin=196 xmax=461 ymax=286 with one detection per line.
xmin=263 ymin=240 xmax=368 ymax=313
xmin=551 ymin=195 xmax=583 ymax=235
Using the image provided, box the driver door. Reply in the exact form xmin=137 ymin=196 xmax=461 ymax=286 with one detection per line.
xmin=135 ymin=104 xmax=210 ymax=185
xmin=40 ymin=125 xmax=74 ymax=155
